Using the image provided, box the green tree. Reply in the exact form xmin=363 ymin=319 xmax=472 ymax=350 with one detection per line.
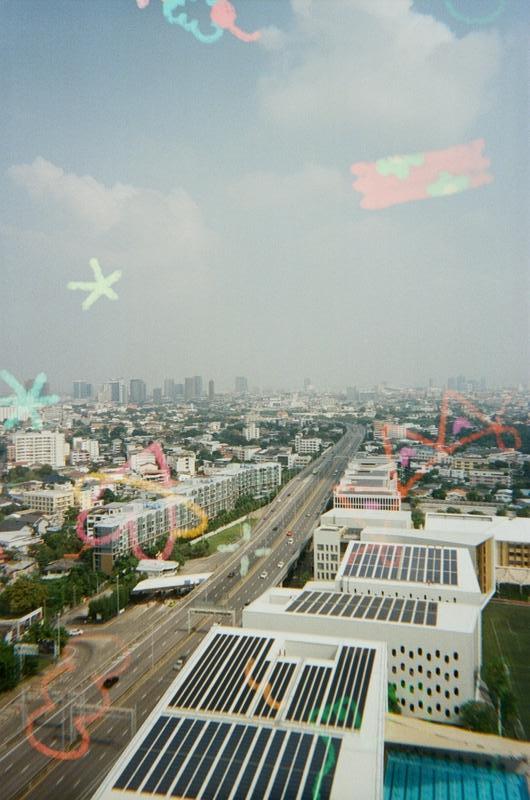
xmin=0 ymin=641 xmax=19 ymax=692
xmin=459 ymin=701 xmax=498 ymax=734
xmin=388 ymin=683 xmax=401 ymax=714
xmin=411 ymin=508 xmax=425 ymax=530
xmin=3 ymin=576 xmax=48 ymax=615
xmin=432 ymin=488 xmax=447 ymax=500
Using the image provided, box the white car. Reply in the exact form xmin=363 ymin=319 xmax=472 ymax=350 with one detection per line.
xmin=67 ymin=628 xmax=83 ymax=637
xmin=287 ymin=538 xmax=294 ymax=545
xmin=260 ymin=571 xmax=268 ymax=579
xmin=277 ymin=561 xmax=284 ymax=568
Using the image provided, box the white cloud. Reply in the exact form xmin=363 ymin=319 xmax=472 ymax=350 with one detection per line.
xmin=259 ymin=0 xmax=501 ymax=153
xmin=7 ymin=156 xmax=215 ymax=270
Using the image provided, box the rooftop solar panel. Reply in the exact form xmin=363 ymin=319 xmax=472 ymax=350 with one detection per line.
xmin=286 ymin=590 xmax=438 ymax=627
xmin=343 ymin=542 xmax=458 ymax=585
xmin=115 ymin=717 xmax=342 ymax=800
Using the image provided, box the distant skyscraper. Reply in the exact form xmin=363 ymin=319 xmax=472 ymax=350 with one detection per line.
xmin=163 ymin=378 xmax=176 ymax=400
xmin=448 ymin=377 xmax=456 ymax=390
xmin=346 ymin=386 xmax=359 ymax=403
xmin=194 ymin=376 xmax=203 ymax=398
xmin=235 ymin=376 xmax=248 ymax=395
xmin=175 ymin=383 xmax=184 ymax=398
xmin=208 ymin=379 xmax=215 ymax=401
xmin=129 ymin=379 xmax=147 ymax=404
xmin=73 ymin=380 xmax=92 ymax=400
xmin=108 ymin=379 xmax=127 ymax=404
xmin=184 ymin=377 xmax=195 ymax=401
xmin=303 ymin=377 xmax=311 ymax=391
xmin=152 ymin=387 xmax=162 ymax=404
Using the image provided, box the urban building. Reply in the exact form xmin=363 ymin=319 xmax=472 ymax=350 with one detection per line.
xmin=194 ymin=376 xmax=203 ymax=399
xmin=152 ymin=387 xmax=162 ymax=404
xmin=244 ymin=583 xmax=480 ymax=725
xmin=235 ymin=375 xmax=248 ymax=395
xmin=72 ymin=380 xmax=92 ymax=400
xmin=373 ymin=422 xmax=409 ymax=440
xmin=243 ymin=422 xmax=260 ymax=441
xmin=108 ymin=379 xmax=128 ymax=404
xmin=70 ymin=437 xmax=100 ymax=466
xmin=13 ymin=431 xmax=67 ymax=468
xmin=129 ymin=379 xmax=147 ymax=404
xmin=163 ymin=378 xmax=176 ymax=400
xmin=168 ymin=450 xmax=196 ymax=476
xmin=91 ymin=626 xmax=387 ymax=800
xmin=294 ymin=433 xmax=322 ymax=454
xmin=208 ymin=379 xmax=215 ymax=401
xmin=490 ymin=517 xmax=530 ymax=585
xmin=333 ymin=456 xmax=402 ymax=512
xmin=468 ymin=470 xmax=512 ymax=488
xmin=20 ymin=486 xmax=75 ymax=516
xmin=184 ymin=377 xmax=195 ymax=401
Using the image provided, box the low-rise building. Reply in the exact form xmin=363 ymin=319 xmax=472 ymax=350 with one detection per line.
xmin=91 ymin=626 xmax=387 ymax=800
xmin=20 ymin=486 xmax=75 ymax=516
xmin=294 ymin=433 xmax=322 ymax=454
xmin=333 ymin=456 xmax=402 ymax=512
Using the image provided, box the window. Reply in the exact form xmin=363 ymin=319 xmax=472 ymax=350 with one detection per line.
xmin=427 ymin=688 xmax=432 ymax=696
xmin=418 ymin=665 xmax=423 ymax=674
xmin=435 ymin=650 xmax=440 ymax=658
xmin=436 ymin=703 xmax=441 ymax=712
xmin=427 ymin=706 xmax=432 ymax=715
xmin=417 ymin=648 xmax=423 ymax=656
xmin=426 ymin=653 xmax=431 ymax=662
xmin=444 ymin=690 xmax=450 ymax=699
xmin=436 ymin=685 xmax=441 ymax=693
xmin=391 ymin=649 xmax=396 ymax=657
xmin=454 ymin=688 xmax=459 ymax=697
xmin=435 ymin=667 xmax=441 ymax=676
xmin=400 ymin=680 xmax=405 ymax=688
xmin=418 ymin=700 xmax=423 ymax=709
xmin=401 ymin=698 xmax=406 ymax=706
xmin=400 ymin=646 xmax=405 ymax=654
xmin=444 ymin=655 xmax=450 ymax=664
xmin=401 ymin=663 xmax=405 ymax=671
xmin=427 ymin=670 xmax=432 ymax=679
xmin=454 ymin=670 xmax=459 ymax=678
xmin=409 ymin=668 xmax=414 ymax=676
xmin=445 ymin=673 xmax=450 ymax=681
xmin=410 ymin=704 xmax=415 ymax=712
xmin=445 ymin=709 xmax=451 ymax=718
xmin=408 ymin=650 xmax=413 ymax=659
xmin=454 ymin=652 xmax=459 ymax=661
xmin=455 ymin=706 xmax=460 ymax=715
xmin=392 ymin=666 xmax=397 ymax=674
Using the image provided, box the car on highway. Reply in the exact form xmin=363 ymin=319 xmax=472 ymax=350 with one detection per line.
xmin=287 ymin=538 xmax=294 ymax=545
xmin=173 ymin=654 xmax=188 ymax=670
xmin=277 ymin=561 xmax=284 ymax=568
xmin=272 ymin=526 xmax=278 ymax=531
xmin=67 ymin=628 xmax=83 ymax=636
xmin=228 ymin=570 xmax=237 ymax=578
xmin=103 ymin=675 xmax=119 ymax=689
xmin=260 ymin=571 xmax=268 ymax=579
xmin=306 ymin=513 xmax=311 ymax=517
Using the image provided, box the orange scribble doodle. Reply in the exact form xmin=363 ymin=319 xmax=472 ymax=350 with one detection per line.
xmin=25 ymin=634 xmax=131 ymax=760
xmin=244 ymin=657 xmax=281 ymax=712
xmin=382 ymin=390 xmax=521 ymax=499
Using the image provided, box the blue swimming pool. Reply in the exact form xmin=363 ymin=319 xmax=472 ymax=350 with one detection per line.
xmin=385 ymin=751 xmax=528 ymax=800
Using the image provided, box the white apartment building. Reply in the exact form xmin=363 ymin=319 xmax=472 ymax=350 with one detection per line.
xmin=469 ymin=470 xmax=512 ymax=488
xmin=242 ymin=422 xmax=260 ymax=441
xmin=21 ymin=486 xmax=74 ymax=516
xmin=167 ymin=450 xmax=196 ymax=475
xmin=294 ymin=433 xmax=322 ymax=454
xmin=373 ymin=421 xmax=409 ymax=440
xmin=13 ymin=431 xmax=67 ymax=468
xmin=333 ymin=456 xmax=402 ymax=512
xmin=70 ymin=437 xmax=99 ymax=466
xmin=244 ymin=583 xmax=480 ymax=725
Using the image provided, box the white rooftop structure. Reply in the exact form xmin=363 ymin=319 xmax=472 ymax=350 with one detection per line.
xmin=333 ymin=456 xmax=402 ymax=512
xmin=132 ymin=573 xmax=212 ymax=595
xmin=320 ymin=507 xmax=412 ymax=530
xmin=136 ymin=559 xmax=179 ymax=575
xmin=244 ymin=586 xmax=480 ymax=725
xmin=91 ymin=626 xmax=387 ymax=800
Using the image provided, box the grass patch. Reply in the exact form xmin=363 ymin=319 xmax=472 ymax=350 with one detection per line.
xmin=482 ymin=602 xmax=530 ymax=738
xmin=197 ymin=519 xmax=256 ymax=552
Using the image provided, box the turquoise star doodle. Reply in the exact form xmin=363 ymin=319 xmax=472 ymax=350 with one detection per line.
xmin=68 ymin=258 xmax=122 ymax=311
xmin=0 ymin=372 xmax=59 ymax=430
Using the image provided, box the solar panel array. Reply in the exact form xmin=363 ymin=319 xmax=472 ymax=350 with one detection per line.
xmin=286 ymin=590 xmax=438 ymax=627
xmin=113 ymin=714 xmax=342 ymax=799
xmin=342 ymin=543 xmax=458 ymax=586
xmin=169 ymin=632 xmax=375 ymax=730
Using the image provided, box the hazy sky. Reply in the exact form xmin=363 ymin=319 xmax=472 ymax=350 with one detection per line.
xmin=1 ymin=0 xmax=528 ymax=393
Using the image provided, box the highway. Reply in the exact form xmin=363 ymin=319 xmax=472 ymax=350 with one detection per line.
xmin=0 ymin=425 xmax=363 ymax=800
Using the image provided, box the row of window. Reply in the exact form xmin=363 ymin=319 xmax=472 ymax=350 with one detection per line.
xmin=392 ymin=665 xmax=459 ymax=680
xmin=392 ymin=647 xmax=459 ymax=662
xmin=399 ymin=698 xmax=459 ymax=718
xmin=396 ymin=679 xmax=459 ymax=698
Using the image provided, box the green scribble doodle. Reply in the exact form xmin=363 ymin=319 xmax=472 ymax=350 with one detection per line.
xmin=443 ymin=0 xmax=507 ymax=26
xmin=427 ymin=171 xmax=470 ymax=197
xmin=376 ymin=153 xmax=425 ymax=180
xmin=309 ymin=696 xmax=361 ymax=799
xmin=0 ymin=372 xmax=59 ymax=430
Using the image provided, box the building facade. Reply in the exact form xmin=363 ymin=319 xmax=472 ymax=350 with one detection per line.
xmin=13 ymin=431 xmax=67 ymax=468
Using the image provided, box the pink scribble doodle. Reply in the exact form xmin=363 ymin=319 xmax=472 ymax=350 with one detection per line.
xmin=210 ymin=0 xmax=261 ymax=42
xmin=136 ymin=0 xmax=151 ymax=7
xmin=452 ymin=417 xmax=472 ymax=435
xmin=399 ymin=447 xmax=416 ymax=468
xmin=351 ymin=139 xmax=493 ymax=210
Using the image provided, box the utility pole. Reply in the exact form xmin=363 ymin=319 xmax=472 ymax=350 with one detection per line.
xmin=116 ymin=573 xmax=120 ymax=616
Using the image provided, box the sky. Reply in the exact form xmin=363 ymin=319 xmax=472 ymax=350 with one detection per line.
xmin=0 ymin=0 xmax=528 ymax=394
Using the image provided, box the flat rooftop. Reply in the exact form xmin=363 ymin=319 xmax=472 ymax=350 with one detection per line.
xmin=320 ymin=508 xmax=412 ymax=528
xmin=91 ymin=627 xmax=386 ymax=800
xmin=337 ymin=540 xmax=480 ymax=595
xmin=247 ymin=587 xmax=480 ymax=635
